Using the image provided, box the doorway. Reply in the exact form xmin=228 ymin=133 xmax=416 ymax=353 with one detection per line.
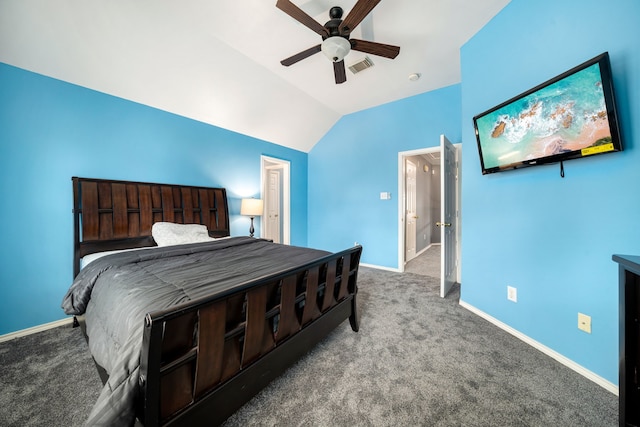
xmin=401 ymin=152 xmax=442 ymax=263
xmin=261 ymin=156 xmax=291 ymax=244
xmin=398 ymin=136 xmax=461 ymax=297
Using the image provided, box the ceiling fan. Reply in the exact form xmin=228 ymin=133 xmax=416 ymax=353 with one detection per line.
xmin=276 ymin=0 xmax=400 ymax=84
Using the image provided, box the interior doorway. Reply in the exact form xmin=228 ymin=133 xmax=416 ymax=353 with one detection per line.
xmin=398 ymin=137 xmax=461 ymax=297
xmin=400 ymin=150 xmax=442 ymax=264
xmin=261 ymin=156 xmax=291 ymax=244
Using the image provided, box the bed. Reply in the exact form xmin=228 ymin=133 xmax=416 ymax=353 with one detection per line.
xmin=62 ymin=177 xmax=363 ymax=426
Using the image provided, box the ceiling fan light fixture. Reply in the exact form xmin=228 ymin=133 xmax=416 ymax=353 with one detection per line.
xmin=321 ymin=36 xmax=351 ymax=62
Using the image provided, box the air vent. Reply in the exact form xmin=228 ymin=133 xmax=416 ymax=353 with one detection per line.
xmin=348 ymin=56 xmax=375 ymax=74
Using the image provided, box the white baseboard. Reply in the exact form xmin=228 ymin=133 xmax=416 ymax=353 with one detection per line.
xmin=0 ymin=317 xmax=74 ymax=344
xmin=359 ymin=262 xmax=402 ymax=273
xmin=405 ymin=243 xmax=440 ymax=266
xmin=414 ymin=245 xmax=430 ymax=258
xmin=459 ymin=299 xmax=618 ymax=396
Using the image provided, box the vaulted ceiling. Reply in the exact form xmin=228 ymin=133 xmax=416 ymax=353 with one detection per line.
xmin=0 ymin=0 xmax=510 ymax=152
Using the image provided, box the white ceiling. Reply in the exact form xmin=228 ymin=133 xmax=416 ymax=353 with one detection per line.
xmin=0 ymin=0 xmax=510 ymax=152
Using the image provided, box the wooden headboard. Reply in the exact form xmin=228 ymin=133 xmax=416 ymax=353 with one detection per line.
xmin=72 ymin=177 xmax=230 ymax=277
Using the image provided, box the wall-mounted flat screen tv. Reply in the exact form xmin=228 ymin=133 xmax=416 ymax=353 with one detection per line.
xmin=473 ymin=52 xmax=622 ymax=175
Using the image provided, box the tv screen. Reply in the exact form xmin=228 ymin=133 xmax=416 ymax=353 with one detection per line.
xmin=473 ymin=52 xmax=622 ymax=175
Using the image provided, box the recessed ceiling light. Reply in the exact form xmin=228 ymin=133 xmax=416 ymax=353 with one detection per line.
xmin=408 ymin=73 xmax=421 ymax=81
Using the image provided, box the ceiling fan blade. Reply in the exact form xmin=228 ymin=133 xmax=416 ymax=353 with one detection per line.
xmin=351 ymin=39 xmax=400 ymax=59
xmin=340 ymin=0 xmax=382 ymax=34
xmin=333 ymin=60 xmax=347 ymax=84
xmin=276 ymin=0 xmax=328 ymax=37
xmin=281 ymin=44 xmax=322 ymax=66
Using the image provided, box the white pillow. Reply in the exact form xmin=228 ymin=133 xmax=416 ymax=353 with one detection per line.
xmin=151 ymin=222 xmax=214 ymax=246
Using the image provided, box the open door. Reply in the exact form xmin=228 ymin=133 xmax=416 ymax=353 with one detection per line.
xmin=438 ymin=135 xmax=457 ymax=298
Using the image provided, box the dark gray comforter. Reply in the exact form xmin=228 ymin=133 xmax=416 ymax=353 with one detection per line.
xmin=62 ymin=237 xmax=330 ymax=426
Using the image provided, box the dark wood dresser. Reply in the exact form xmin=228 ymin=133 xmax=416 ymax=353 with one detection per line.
xmin=613 ymin=254 xmax=640 ymax=427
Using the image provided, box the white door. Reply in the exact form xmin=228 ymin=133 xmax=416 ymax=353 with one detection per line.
xmin=266 ymin=169 xmax=281 ymax=243
xmin=261 ymin=156 xmax=290 ymax=245
xmin=439 ymin=135 xmax=457 ymax=298
xmin=405 ymin=159 xmax=417 ymax=262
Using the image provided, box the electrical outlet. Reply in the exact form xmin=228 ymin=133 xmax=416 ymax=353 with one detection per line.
xmin=507 ymin=286 xmax=517 ymax=302
xmin=578 ymin=313 xmax=592 ymax=334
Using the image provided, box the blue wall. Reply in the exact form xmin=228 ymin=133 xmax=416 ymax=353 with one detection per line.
xmin=308 ymin=85 xmax=462 ymax=267
xmin=460 ymin=0 xmax=640 ymax=384
xmin=0 ymin=63 xmax=308 ymax=335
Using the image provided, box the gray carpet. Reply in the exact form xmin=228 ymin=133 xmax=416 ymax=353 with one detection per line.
xmin=405 ymin=245 xmax=441 ymax=278
xmin=0 ymin=267 xmax=617 ymax=426
xmin=0 ymin=323 xmax=102 ymax=426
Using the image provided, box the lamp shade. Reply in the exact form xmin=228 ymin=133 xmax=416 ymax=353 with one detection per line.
xmin=321 ymin=36 xmax=351 ymax=62
xmin=240 ymin=198 xmax=263 ymax=216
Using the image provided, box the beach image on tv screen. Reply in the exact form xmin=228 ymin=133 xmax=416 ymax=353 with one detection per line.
xmin=476 ymin=62 xmax=613 ymax=170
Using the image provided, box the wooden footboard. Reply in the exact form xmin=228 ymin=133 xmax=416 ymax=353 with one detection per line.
xmin=137 ymin=245 xmax=362 ymax=426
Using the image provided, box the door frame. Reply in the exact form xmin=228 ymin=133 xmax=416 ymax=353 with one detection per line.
xmin=260 ymin=155 xmax=290 ymax=244
xmin=397 ymin=144 xmax=461 ymax=275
